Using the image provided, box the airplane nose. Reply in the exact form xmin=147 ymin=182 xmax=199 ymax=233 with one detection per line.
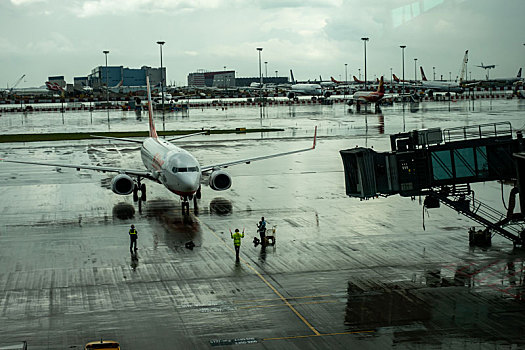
xmin=177 ymin=173 xmax=200 ymax=192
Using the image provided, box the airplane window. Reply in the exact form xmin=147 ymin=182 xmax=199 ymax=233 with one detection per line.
xmin=172 ymin=167 xmax=198 ymax=173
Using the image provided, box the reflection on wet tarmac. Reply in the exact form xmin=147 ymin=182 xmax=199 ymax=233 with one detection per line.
xmin=209 ymin=197 xmax=233 ymax=216
xmin=112 ymin=202 xmax=135 ymax=220
xmin=3 ymin=100 xmax=525 ymax=348
xmin=143 ymin=199 xmax=202 ymax=252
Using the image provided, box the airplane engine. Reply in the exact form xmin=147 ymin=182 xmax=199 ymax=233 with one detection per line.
xmin=323 ymin=91 xmax=332 ymax=98
xmin=287 ymin=92 xmax=295 ymax=99
xmin=209 ymin=170 xmax=232 ymax=191
xmin=111 ymin=174 xmax=135 ymax=195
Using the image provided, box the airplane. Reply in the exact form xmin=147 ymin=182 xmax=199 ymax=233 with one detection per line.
xmin=476 ymin=63 xmax=496 ymax=69
xmin=0 ymin=77 xmax=317 ymax=214
xmin=353 ymin=76 xmax=365 ymax=84
xmin=286 ymin=70 xmax=331 ymax=99
xmin=348 ymin=76 xmax=386 ymax=109
xmin=481 ymin=68 xmax=522 ymax=86
xmin=419 ymin=67 xmax=465 ymax=94
xmin=392 ymin=74 xmax=418 ymax=84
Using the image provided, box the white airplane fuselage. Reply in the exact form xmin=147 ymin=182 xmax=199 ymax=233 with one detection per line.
xmin=140 ymin=137 xmax=201 ymax=196
xmin=290 ymin=83 xmax=323 ymax=96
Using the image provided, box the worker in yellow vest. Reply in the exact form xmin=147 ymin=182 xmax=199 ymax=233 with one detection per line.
xmin=129 ymin=224 xmax=138 ymax=252
xmin=230 ymin=228 xmax=245 ymax=262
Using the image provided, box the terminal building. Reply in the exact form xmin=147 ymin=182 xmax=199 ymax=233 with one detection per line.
xmin=187 ymin=69 xmax=289 ymax=88
xmin=188 ymin=70 xmax=236 ymax=88
xmin=87 ymin=66 xmax=164 ymax=89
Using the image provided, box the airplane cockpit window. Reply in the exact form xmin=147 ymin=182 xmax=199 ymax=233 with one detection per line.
xmin=172 ymin=166 xmax=199 ymax=173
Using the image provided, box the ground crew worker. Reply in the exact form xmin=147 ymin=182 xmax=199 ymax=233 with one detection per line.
xmin=129 ymin=224 xmax=138 ymax=252
xmin=257 ymin=217 xmax=267 ymax=245
xmin=230 ymin=228 xmax=245 ymax=262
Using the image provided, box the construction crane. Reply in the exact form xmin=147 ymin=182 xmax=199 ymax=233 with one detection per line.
xmin=7 ymin=74 xmax=26 ymax=94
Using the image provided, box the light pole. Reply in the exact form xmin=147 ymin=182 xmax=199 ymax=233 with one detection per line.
xmin=390 ymin=67 xmax=393 ymax=85
xmin=449 ymin=71 xmax=452 ymax=81
xmin=264 ymin=61 xmax=268 ymax=81
xmin=345 ymin=63 xmax=348 ymax=84
xmin=156 ymin=41 xmax=165 ymax=112
xmin=275 ymin=70 xmax=278 ymax=78
xmin=414 ymin=58 xmax=418 ymax=81
xmin=103 ymin=50 xmax=109 ymax=107
xmin=400 ymin=45 xmax=406 ymax=94
xmin=223 ymin=66 xmax=227 ymax=90
xmin=256 ymin=47 xmax=263 ymax=100
xmin=358 ymin=68 xmax=361 ymax=81
xmin=433 ymin=66 xmax=436 ymax=81
xmin=361 ymin=37 xmax=369 ymax=90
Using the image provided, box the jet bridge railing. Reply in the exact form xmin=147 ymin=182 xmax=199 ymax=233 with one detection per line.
xmin=442 ymin=122 xmax=513 ymax=143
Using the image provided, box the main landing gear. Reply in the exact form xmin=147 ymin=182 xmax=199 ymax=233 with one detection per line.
xmin=133 ymin=177 xmax=147 ymax=202
xmin=181 ymin=186 xmax=201 ymax=215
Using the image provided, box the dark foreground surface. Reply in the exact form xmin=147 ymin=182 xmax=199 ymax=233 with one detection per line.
xmin=1 ymin=100 xmax=525 ymax=349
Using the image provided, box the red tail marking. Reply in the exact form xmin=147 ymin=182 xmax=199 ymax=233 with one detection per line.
xmin=377 ymin=76 xmax=385 ymax=93
xmin=146 ymin=77 xmax=158 ymax=139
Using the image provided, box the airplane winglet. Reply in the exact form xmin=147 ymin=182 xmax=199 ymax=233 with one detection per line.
xmin=313 ymin=126 xmax=317 ymax=149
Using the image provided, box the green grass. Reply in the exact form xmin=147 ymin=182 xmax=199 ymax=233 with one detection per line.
xmin=0 ymin=128 xmax=284 ymax=143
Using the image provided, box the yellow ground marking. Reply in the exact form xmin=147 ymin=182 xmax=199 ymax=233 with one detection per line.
xmin=233 ymin=294 xmax=332 ymax=303
xmin=239 ymin=300 xmax=337 ymax=310
xmin=263 ymin=330 xmax=375 ymax=341
xmin=197 ymin=218 xmax=321 ymax=336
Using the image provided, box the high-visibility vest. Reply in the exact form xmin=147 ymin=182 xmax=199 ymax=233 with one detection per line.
xmin=231 ymin=231 xmax=244 ymax=246
xmin=129 ymin=229 xmax=137 ymax=236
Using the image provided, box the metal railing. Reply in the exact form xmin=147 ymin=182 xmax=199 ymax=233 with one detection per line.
xmin=442 ymin=122 xmax=513 ymax=143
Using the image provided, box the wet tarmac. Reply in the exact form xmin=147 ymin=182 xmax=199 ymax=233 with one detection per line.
xmin=1 ymin=100 xmax=525 ymax=349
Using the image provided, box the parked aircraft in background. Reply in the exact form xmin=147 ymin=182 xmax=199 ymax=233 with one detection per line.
xmin=286 ymin=70 xmax=330 ymax=99
xmin=0 ymin=77 xmax=317 ymax=214
xmin=482 ymin=68 xmax=522 ymax=86
xmin=348 ymin=76 xmax=386 ymax=109
xmin=419 ymin=67 xmax=465 ymax=94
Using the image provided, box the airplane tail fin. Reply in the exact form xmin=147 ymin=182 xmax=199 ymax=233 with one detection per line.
xmin=353 ymin=76 xmax=361 ymax=83
xmin=331 ymin=76 xmax=340 ymax=84
xmin=518 ymin=68 xmax=522 ymax=78
xmin=146 ymin=76 xmax=158 ymax=139
xmin=420 ymin=67 xmax=428 ymax=81
xmin=377 ymin=76 xmax=385 ymax=93
xmin=290 ymin=69 xmax=296 ymax=84
xmin=392 ymin=74 xmax=400 ymax=83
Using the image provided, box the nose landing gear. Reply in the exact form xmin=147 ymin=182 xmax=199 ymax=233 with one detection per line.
xmin=181 ymin=187 xmax=200 ymax=215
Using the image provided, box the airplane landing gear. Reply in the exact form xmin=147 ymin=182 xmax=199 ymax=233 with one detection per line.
xmin=181 ymin=193 xmax=199 ymax=215
xmin=133 ymin=177 xmax=147 ymax=202
xmin=181 ymin=195 xmax=190 ymax=215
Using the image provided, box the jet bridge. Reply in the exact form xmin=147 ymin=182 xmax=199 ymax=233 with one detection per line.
xmin=340 ymin=122 xmax=525 ymax=246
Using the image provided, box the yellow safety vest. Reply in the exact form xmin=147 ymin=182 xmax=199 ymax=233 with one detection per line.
xmin=231 ymin=231 xmax=244 ymax=246
xmin=129 ymin=229 xmax=137 ymax=236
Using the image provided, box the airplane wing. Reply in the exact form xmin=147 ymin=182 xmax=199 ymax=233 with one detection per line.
xmin=201 ymin=127 xmax=316 ymax=173
xmin=165 ymin=130 xmax=210 ymax=142
xmin=0 ymin=158 xmax=156 ymax=180
xmin=90 ymin=135 xmax=143 ymax=143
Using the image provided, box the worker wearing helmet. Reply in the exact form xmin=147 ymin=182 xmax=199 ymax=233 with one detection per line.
xmin=129 ymin=224 xmax=138 ymax=252
xmin=230 ymin=228 xmax=245 ymax=262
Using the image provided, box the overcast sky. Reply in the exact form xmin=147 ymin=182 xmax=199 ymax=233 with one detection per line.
xmin=1 ymin=0 xmax=523 ymax=87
